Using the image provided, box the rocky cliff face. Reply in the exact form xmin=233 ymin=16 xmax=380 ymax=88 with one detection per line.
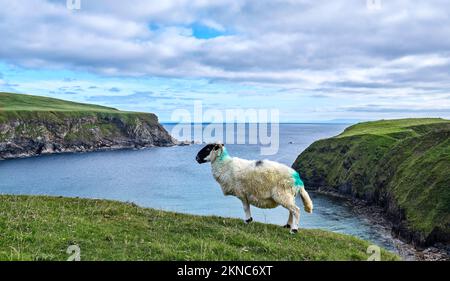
xmin=293 ymin=119 xmax=450 ymax=248
xmin=0 ymin=112 xmax=176 ymax=160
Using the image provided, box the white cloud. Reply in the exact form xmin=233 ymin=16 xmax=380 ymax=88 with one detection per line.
xmin=0 ymin=0 xmax=449 ymax=119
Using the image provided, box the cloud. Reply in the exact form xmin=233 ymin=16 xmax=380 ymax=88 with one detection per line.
xmin=0 ymin=1 xmax=449 ymax=85
xmin=86 ymin=91 xmax=183 ymax=104
xmin=0 ymin=0 xmax=449 ymax=120
xmin=109 ymin=87 xmax=121 ymax=92
xmin=0 ymin=71 xmax=18 ymax=91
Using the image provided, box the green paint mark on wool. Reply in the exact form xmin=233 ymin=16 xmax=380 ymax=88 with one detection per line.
xmin=292 ymin=171 xmax=304 ymax=193
xmin=218 ymin=147 xmax=231 ymax=162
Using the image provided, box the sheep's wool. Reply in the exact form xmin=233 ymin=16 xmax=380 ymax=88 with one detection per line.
xmin=200 ymin=144 xmax=313 ymax=232
xmin=292 ymin=171 xmax=305 ymax=193
xmin=211 ymin=148 xmax=301 ymax=209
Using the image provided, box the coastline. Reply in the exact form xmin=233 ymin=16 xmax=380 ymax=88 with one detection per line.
xmin=311 ymin=188 xmax=450 ymax=261
xmin=1 ymin=142 xmax=447 ymax=260
xmin=0 ymin=142 xmax=181 ymax=161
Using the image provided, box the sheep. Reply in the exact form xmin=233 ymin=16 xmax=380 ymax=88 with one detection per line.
xmin=196 ymin=143 xmax=313 ymax=233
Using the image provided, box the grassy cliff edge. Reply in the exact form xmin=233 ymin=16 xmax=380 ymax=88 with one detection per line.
xmin=293 ymin=118 xmax=450 ymax=246
xmin=0 ymin=195 xmax=399 ymax=261
xmin=0 ymin=92 xmax=175 ymax=159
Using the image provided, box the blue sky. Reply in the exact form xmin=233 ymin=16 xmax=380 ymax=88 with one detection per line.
xmin=0 ymin=0 xmax=449 ymax=122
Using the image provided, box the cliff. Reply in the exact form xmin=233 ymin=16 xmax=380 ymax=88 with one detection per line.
xmin=293 ymin=118 xmax=450 ymax=247
xmin=0 ymin=92 xmax=176 ymax=159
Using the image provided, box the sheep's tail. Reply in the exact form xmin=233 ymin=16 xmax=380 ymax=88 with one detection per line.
xmin=299 ymin=187 xmax=313 ymax=214
xmin=293 ymin=171 xmax=313 ymax=213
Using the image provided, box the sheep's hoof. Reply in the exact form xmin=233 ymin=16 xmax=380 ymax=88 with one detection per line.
xmin=245 ymin=217 xmax=253 ymax=224
xmin=290 ymin=229 xmax=298 ymax=234
xmin=283 ymin=224 xmax=291 ymax=229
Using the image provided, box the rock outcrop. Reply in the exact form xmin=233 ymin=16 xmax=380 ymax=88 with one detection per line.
xmin=292 ymin=118 xmax=450 ymax=248
xmin=0 ymin=93 xmax=176 ymax=159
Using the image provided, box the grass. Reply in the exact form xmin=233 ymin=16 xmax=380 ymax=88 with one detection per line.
xmin=0 ymin=92 xmax=164 ymax=146
xmin=0 ymin=195 xmax=399 ymax=261
xmin=378 ymin=129 xmax=450 ymax=236
xmin=0 ymin=92 xmax=159 ymax=125
xmin=0 ymin=92 xmax=119 ymax=112
xmin=293 ymin=118 xmax=450 ymax=244
xmin=338 ymin=118 xmax=449 ymax=138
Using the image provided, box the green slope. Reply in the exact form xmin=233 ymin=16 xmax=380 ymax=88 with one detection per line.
xmin=0 ymin=92 xmax=159 ymax=124
xmin=293 ymin=118 xmax=450 ymax=246
xmin=0 ymin=92 xmax=118 ymax=112
xmin=0 ymin=195 xmax=399 ymax=261
xmin=0 ymin=92 xmax=175 ymax=159
xmin=337 ymin=118 xmax=448 ymax=138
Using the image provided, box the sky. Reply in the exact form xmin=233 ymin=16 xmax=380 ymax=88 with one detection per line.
xmin=0 ymin=0 xmax=449 ymax=122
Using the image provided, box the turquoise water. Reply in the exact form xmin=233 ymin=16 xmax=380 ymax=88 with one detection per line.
xmin=0 ymin=124 xmax=397 ymax=251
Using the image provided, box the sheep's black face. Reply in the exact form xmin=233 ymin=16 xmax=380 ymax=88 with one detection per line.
xmin=196 ymin=144 xmax=220 ymax=164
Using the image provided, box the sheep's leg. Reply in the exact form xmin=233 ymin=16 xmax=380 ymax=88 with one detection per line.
xmin=242 ymin=200 xmax=253 ymax=224
xmin=273 ymin=193 xmax=300 ymax=234
xmin=287 ymin=205 xmax=300 ymax=234
xmin=283 ymin=212 xmax=293 ymax=228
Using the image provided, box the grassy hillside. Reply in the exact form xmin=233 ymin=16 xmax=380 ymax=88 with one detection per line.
xmin=0 ymin=92 xmax=174 ymax=159
xmin=293 ymin=118 xmax=450 ymax=246
xmin=0 ymin=195 xmax=399 ymax=261
xmin=0 ymin=92 xmax=157 ymax=123
xmin=337 ymin=118 xmax=448 ymax=138
xmin=0 ymin=92 xmax=119 ymax=112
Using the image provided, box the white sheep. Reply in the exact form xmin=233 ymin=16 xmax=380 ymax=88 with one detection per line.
xmin=196 ymin=143 xmax=313 ymax=233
